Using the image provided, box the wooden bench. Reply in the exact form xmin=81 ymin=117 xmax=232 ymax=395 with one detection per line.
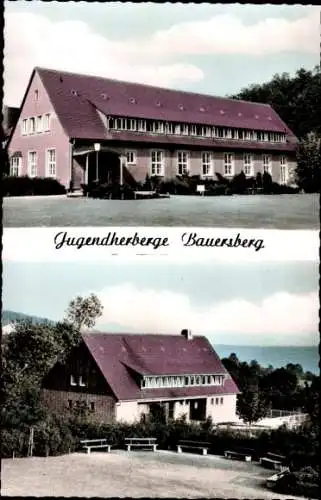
xmin=266 ymin=469 xmax=290 ymax=489
xmin=125 ymin=437 xmax=157 ymax=452
xmin=80 ymin=438 xmax=112 ymax=454
xmin=177 ymin=440 xmax=210 ymax=456
xmin=260 ymin=452 xmax=287 ymax=470
xmin=224 ymin=449 xmax=252 ymax=462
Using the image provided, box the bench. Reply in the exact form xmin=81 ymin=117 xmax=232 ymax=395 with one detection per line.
xmin=80 ymin=438 xmax=112 ymax=454
xmin=260 ymin=452 xmax=287 ymax=470
xmin=266 ymin=469 xmax=290 ymax=489
xmin=224 ymin=450 xmax=252 ymax=462
xmin=125 ymin=437 xmax=157 ymax=452
xmin=177 ymin=440 xmax=210 ymax=456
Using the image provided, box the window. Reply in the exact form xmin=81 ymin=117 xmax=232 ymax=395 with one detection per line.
xmin=182 ymin=124 xmax=189 ymax=135
xmin=177 ymin=151 xmax=189 ymax=176
xmin=280 ymin=156 xmax=288 ymax=184
xmin=28 ymin=151 xmax=37 ymax=177
xmin=21 ymin=119 xmax=28 ymax=135
xmin=43 ymin=113 xmax=50 ymax=132
xmin=137 ymin=120 xmax=146 ymax=132
xmin=90 ymin=402 xmax=95 ymax=411
xmin=224 ymin=153 xmax=234 ymax=176
xmin=243 ymin=154 xmax=253 ymax=176
xmin=68 ymin=400 xmax=73 ymax=409
xmin=220 ymin=397 xmax=224 ymax=405
xmin=46 ymin=149 xmax=56 ymax=177
xmin=211 ymin=398 xmax=214 ymax=405
xmin=245 ymin=130 xmax=253 ymax=140
xmin=190 ymin=125 xmax=197 ymax=136
xmin=70 ymin=374 xmax=77 ymax=386
xmin=34 ymin=89 xmax=39 ymax=100
xmin=263 ymin=155 xmax=272 ymax=175
xmin=215 ymin=398 xmax=219 ymax=405
xmin=29 ymin=117 xmax=35 ymax=134
xmin=36 ymin=116 xmax=43 ymax=133
xmin=202 ymin=152 xmax=212 ymax=176
xmin=166 ymin=123 xmax=174 ymax=134
xmin=150 ymin=150 xmax=164 ymax=176
xmin=174 ymin=124 xmax=181 ymax=135
xmin=10 ymin=156 xmax=21 ymax=176
xmin=79 ymin=376 xmax=86 ymax=387
xmin=126 ymin=151 xmax=136 ymax=165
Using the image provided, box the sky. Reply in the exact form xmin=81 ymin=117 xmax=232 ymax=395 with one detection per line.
xmin=4 ymin=2 xmax=320 ymax=106
xmin=2 ymin=259 xmax=318 ymax=346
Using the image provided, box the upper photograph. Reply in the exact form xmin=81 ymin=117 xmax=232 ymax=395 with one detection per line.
xmin=2 ymin=3 xmax=320 ymax=228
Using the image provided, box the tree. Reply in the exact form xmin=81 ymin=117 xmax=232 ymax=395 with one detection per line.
xmin=2 ymin=320 xmax=81 ymax=430
xmin=295 ymin=132 xmax=321 ymax=192
xmin=230 ymin=171 xmax=248 ymax=194
xmin=230 ymin=66 xmax=321 ymax=139
xmin=64 ymin=294 xmax=103 ymax=332
xmin=262 ymin=171 xmax=273 ymax=193
xmin=237 ymin=385 xmax=269 ymax=424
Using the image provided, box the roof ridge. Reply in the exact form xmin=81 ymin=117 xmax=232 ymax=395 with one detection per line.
xmin=35 ymin=66 xmax=272 ymax=108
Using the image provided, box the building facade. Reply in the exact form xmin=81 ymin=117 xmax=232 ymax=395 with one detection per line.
xmin=41 ymin=330 xmax=240 ymax=425
xmin=7 ymin=67 xmax=297 ymax=189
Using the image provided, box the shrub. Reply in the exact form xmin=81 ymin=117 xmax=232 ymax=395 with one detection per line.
xmin=2 ymin=176 xmax=66 ymax=196
xmin=88 ymin=182 xmax=135 ymax=199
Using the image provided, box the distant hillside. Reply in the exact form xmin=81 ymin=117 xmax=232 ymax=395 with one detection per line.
xmin=2 ymin=310 xmax=54 ymax=326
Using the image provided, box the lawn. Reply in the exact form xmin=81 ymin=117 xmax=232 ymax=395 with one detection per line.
xmin=3 ymin=193 xmax=318 ymax=228
xmin=1 ymin=450 xmax=305 ymax=498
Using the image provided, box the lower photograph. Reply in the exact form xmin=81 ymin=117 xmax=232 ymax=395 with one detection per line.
xmin=1 ymin=258 xmax=319 ymax=499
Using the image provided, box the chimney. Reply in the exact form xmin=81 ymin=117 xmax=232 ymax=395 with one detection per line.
xmin=181 ymin=329 xmax=193 ymax=341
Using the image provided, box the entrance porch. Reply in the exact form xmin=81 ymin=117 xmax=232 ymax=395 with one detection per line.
xmin=146 ymin=398 xmax=207 ymax=423
xmin=71 ymin=145 xmax=126 ymax=190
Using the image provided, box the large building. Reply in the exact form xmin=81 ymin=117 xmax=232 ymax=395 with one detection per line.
xmin=7 ymin=67 xmax=297 ymax=189
xmin=41 ymin=330 xmax=240 ymax=424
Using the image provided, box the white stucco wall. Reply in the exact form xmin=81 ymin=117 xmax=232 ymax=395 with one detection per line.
xmin=206 ymin=394 xmax=237 ymax=424
xmin=115 ymin=401 xmax=150 ymax=423
xmin=115 ymin=395 xmax=237 ymax=424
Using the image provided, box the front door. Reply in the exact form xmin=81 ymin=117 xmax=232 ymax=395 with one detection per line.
xmin=189 ymin=398 xmax=207 ymax=422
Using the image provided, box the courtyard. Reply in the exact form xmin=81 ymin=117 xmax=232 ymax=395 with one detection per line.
xmin=3 ymin=193 xmax=318 ymax=228
xmin=1 ymin=450 xmax=304 ymax=498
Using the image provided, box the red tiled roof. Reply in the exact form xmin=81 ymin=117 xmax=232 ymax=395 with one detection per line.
xmin=82 ymin=332 xmax=240 ymax=401
xmin=36 ymin=67 xmax=295 ymax=143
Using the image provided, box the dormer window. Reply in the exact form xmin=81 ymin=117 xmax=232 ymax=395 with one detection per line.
xmin=156 ymin=101 xmax=162 ymax=107
xmin=238 ymin=112 xmax=242 ymax=117
xmin=129 ymin=97 xmax=136 ymax=104
xmin=178 ymin=104 xmax=184 ymax=110
xmin=220 ymin=110 xmax=225 ymax=115
xmin=267 ymin=116 xmax=272 ymax=121
xmin=101 ymin=93 xmax=108 ymax=100
xmin=71 ymin=90 xmax=79 ymax=96
xmin=200 ymin=106 xmax=205 ymax=112
xmin=255 ymin=114 xmax=259 ymax=119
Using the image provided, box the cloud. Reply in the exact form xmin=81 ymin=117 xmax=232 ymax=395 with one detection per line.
xmin=3 ymin=12 xmax=203 ymax=106
xmin=93 ymin=284 xmax=318 ymax=345
xmin=4 ymin=7 xmax=319 ymax=106
xmin=148 ymin=10 xmax=319 ymax=57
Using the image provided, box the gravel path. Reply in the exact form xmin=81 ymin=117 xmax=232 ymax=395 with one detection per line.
xmin=1 ymin=450 xmax=304 ymax=498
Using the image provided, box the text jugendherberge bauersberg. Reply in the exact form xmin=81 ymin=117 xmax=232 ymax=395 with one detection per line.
xmin=54 ymin=231 xmax=265 ymax=252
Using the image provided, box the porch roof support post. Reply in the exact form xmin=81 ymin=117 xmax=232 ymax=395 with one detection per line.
xmin=85 ymin=153 xmax=89 ymax=185
xmin=95 ymin=150 xmax=99 ymax=182
xmin=120 ymin=155 xmax=124 ymax=186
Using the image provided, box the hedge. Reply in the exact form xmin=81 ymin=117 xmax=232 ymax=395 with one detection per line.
xmin=2 ymin=176 xmax=66 ymax=196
